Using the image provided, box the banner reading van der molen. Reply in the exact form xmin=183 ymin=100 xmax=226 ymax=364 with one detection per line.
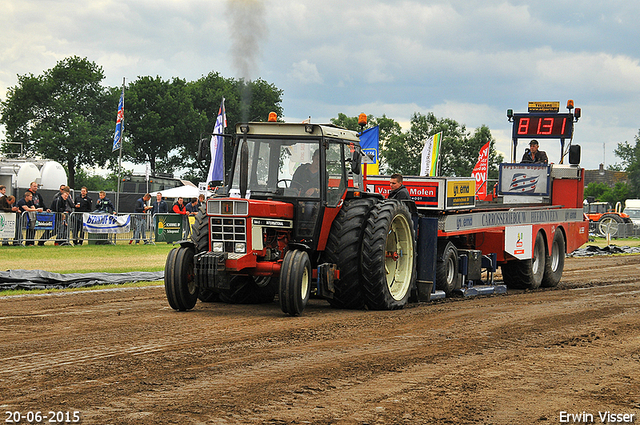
xmin=83 ymin=213 xmax=131 ymax=233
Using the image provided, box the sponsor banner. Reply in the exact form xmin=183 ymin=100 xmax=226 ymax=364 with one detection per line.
xmin=445 ymin=179 xmax=476 ymax=209
xmin=155 ymin=214 xmax=183 ymax=243
xmin=443 ymin=208 xmax=583 ymax=233
xmin=505 ymin=225 xmax=533 ymax=259
xmin=0 ymin=213 xmax=16 ymax=238
xmin=83 ymin=213 xmax=131 ymax=234
xmin=35 ymin=212 xmax=55 ymax=230
xmin=499 ymin=163 xmax=550 ymax=196
xmin=366 ymin=181 xmax=441 ymax=208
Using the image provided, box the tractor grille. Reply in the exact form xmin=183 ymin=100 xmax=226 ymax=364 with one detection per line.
xmin=210 ymin=217 xmax=246 ymax=253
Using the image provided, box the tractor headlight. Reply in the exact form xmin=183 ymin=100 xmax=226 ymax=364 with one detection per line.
xmin=234 ymin=242 xmax=246 ymax=253
xmin=212 ymin=242 xmax=224 ymax=253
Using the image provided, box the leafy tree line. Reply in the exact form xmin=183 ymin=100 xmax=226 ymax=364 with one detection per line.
xmin=3 ymin=56 xmax=503 ymax=191
xmin=583 ymin=129 xmax=640 ymax=207
xmin=0 ymin=56 xmax=284 ymax=188
xmin=331 ymin=112 xmax=504 ymax=178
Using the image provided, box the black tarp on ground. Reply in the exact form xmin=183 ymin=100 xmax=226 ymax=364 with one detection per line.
xmin=568 ymin=245 xmax=640 ymax=257
xmin=0 ymin=269 xmax=164 ymax=290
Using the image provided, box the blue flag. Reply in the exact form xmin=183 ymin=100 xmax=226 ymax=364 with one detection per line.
xmin=359 ymin=125 xmax=380 ymax=175
xmin=112 ymin=89 xmax=124 ymax=152
xmin=207 ymin=98 xmax=226 ymax=183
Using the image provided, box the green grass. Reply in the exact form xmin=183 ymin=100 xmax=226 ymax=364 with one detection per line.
xmin=585 ymin=236 xmax=640 ymax=248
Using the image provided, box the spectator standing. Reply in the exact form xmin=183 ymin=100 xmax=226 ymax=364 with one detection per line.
xmin=185 ymin=198 xmax=199 ymax=215
xmin=94 ymin=191 xmax=115 ymax=214
xmin=16 ymin=191 xmax=37 ymax=245
xmin=27 ymin=182 xmax=47 ymax=213
xmin=151 ymin=193 xmax=168 ymax=216
xmin=0 ymin=185 xmax=6 ymax=198
xmin=132 ymin=193 xmax=152 ymax=244
xmin=73 ymin=187 xmax=93 ymax=245
xmin=172 ymin=197 xmax=189 ymax=238
xmin=49 ymin=188 xmax=72 ymax=245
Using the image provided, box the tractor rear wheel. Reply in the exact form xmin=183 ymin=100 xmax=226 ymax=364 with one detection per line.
xmin=361 ymin=200 xmax=415 ymax=310
xmin=501 ymin=231 xmax=546 ymax=290
xmin=542 ymin=229 xmax=565 ymax=287
xmin=597 ymin=214 xmax=623 ymax=237
xmin=321 ymin=198 xmax=376 ymax=309
xmin=164 ymin=246 xmax=198 ymax=311
xmin=279 ymin=249 xmax=311 ymax=316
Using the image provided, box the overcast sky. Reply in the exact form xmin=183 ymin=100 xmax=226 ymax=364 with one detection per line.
xmin=2 ymin=0 xmax=640 ymax=172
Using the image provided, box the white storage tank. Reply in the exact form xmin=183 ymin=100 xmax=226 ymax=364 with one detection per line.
xmin=15 ymin=162 xmax=41 ymax=189
xmin=40 ymin=161 xmax=67 ymax=190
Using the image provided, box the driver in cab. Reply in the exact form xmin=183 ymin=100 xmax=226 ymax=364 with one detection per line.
xmin=292 ymin=149 xmax=320 ymax=196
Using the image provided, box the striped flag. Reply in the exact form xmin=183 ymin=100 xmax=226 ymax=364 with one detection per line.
xmin=508 ymin=173 xmax=539 ymax=192
xmin=207 ymin=98 xmax=227 ymax=183
xmin=112 ymin=89 xmax=124 ymax=152
xmin=420 ymin=132 xmax=442 ymax=176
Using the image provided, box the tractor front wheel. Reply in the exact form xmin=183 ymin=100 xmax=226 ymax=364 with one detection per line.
xmin=279 ymin=250 xmax=311 ymax=316
xmin=164 ymin=246 xmax=198 ymax=311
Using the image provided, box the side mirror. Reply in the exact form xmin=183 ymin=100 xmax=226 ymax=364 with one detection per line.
xmin=569 ymin=144 xmax=581 ymax=165
xmin=351 ymin=149 xmax=361 ymax=175
xmin=197 ymin=138 xmax=209 ymax=163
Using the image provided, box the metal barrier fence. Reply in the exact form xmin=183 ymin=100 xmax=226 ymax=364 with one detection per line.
xmin=0 ymin=212 xmax=192 ymax=246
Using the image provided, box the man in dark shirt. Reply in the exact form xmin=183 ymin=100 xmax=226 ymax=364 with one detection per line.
xmin=94 ymin=191 xmax=115 ymax=214
xmin=388 ymin=173 xmax=411 ymax=200
xmin=291 ymin=149 xmax=320 ymax=197
xmin=27 ymin=181 xmax=47 ymax=212
xmin=49 ymin=188 xmax=72 ymax=245
xmin=151 ymin=193 xmax=168 ymax=215
xmin=521 ymin=140 xmax=549 ymax=164
xmin=16 ymin=191 xmax=37 ymax=245
xmin=73 ymin=187 xmax=92 ymax=245
xmin=132 ymin=193 xmax=152 ymax=244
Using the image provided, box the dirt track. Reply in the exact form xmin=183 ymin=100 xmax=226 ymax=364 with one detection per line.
xmin=1 ymin=255 xmax=640 ymax=425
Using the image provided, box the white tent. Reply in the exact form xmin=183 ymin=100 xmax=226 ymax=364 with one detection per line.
xmin=151 ymin=185 xmax=210 ymax=200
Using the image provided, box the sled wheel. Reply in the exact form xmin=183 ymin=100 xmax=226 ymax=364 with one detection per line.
xmin=435 ymin=241 xmax=459 ymax=296
xmin=542 ymin=229 xmax=565 ymax=287
xmin=501 ymin=231 xmax=546 ymax=290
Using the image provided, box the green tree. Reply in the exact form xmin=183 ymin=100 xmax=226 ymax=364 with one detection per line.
xmin=584 ymin=181 xmax=628 ymax=206
xmin=614 ymin=130 xmax=640 ymax=198
xmin=185 ymin=74 xmax=284 ymax=182
xmin=124 ymin=76 xmax=205 ymax=175
xmin=381 ymin=112 xmax=502 ymax=177
xmin=0 ymin=56 xmax=113 ymax=187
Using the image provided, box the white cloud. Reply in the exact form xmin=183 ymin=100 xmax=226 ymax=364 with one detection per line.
xmin=288 ymin=60 xmax=323 ymax=84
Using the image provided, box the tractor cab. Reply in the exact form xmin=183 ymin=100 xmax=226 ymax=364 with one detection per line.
xmin=220 ymin=121 xmax=365 ymax=250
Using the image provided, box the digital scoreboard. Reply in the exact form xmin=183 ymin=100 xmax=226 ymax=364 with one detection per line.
xmin=511 ymin=113 xmax=574 ymax=139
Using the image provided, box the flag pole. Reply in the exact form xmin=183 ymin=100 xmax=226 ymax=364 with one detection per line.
xmin=116 ymin=77 xmax=125 ymax=212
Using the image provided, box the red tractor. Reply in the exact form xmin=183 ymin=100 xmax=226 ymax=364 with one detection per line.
xmin=164 ymin=119 xmax=416 ymax=316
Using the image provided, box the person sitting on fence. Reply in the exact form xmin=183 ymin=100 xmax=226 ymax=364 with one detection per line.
xmin=73 ymin=187 xmax=92 ymax=245
xmin=16 ymin=191 xmax=37 ymax=246
xmin=132 ymin=193 xmax=152 ymax=244
xmin=93 ymin=191 xmax=115 ymax=214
